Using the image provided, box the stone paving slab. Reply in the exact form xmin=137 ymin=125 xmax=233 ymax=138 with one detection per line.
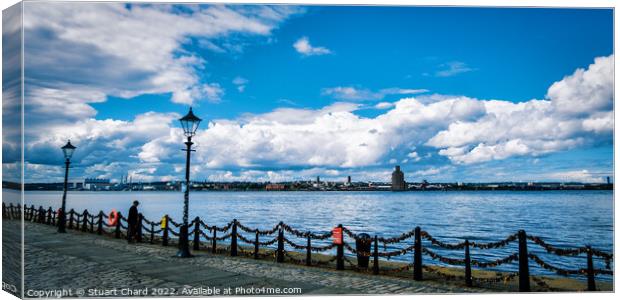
xmin=6 ymin=220 xmax=487 ymax=297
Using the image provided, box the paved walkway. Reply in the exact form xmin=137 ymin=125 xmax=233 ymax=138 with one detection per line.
xmin=9 ymin=220 xmax=486 ymax=297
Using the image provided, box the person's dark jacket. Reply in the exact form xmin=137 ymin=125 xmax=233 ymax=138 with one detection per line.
xmin=128 ymin=205 xmax=138 ymax=225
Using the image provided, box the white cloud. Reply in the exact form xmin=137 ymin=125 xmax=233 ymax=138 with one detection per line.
xmin=22 ymin=2 xmax=300 ymax=113
xmin=293 ymin=36 xmax=331 ymax=56
xmin=322 ymin=86 xmax=428 ymax=101
xmin=407 ymin=151 xmax=421 ymax=162
xmin=548 ymin=55 xmax=613 ymax=116
xmin=232 ymin=76 xmax=249 ymax=92
xmin=375 ymin=102 xmax=395 ymax=109
xmin=434 ymin=61 xmax=475 ymax=77
xmin=427 ymin=55 xmax=613 ymax=164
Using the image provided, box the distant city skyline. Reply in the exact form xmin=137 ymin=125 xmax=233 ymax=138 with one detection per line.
xmin=2 ymin=3 xmax=613 ymax=184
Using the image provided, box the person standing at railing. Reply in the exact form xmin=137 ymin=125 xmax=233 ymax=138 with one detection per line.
xmin=127 ymin=200 xmax=140 ymax=243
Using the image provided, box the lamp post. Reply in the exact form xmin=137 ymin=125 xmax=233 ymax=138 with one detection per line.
xmin=58 ymin=140 xmax=76 ymax=233
xmin=177 ymin=107 xmax=201 ymax=257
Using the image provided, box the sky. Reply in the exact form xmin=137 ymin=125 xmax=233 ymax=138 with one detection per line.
xmin=2 ymin=3 xmax=614 ymax=183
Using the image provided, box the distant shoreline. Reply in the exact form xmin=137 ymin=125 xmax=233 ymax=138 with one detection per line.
xmin=4 ymin=188 xmax=614 ymax=192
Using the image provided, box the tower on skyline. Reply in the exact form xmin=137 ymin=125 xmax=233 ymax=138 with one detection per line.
xmin=391 ymin=166 xmax=406 ymax=191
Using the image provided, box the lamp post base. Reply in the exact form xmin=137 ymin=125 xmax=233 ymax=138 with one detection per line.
xmin=175 ymin=225 xmax=193 ymax=258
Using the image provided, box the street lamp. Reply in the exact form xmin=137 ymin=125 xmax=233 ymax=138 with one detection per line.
xmin=58 ymin=140 xmax=76 ymax=233
xmin=177 ymin=107 xmax=201 ymax=257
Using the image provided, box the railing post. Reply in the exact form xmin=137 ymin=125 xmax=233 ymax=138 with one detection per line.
xmin=38 ymin=206 xmax=45 ymax=223
xmin=586 ymin=246 xmax=596 ymax=291
xmin=465 ymin=239 xmax=472 ymax=287
xmin=97 ymin=211 xmax=103 ymax=235
xmin=518 ymin=230 xmax=530 ymax=292
xmin=193 ymin=217 xmax=200 ymax=251
xmin=47 ymin=207 xmax=52 ymax=225
xmin=150 ymin=223 xmax=155 ymax=244
xmin=254 ymin=230 xmax=260 ymax=259
xmin=115 ymin=212 xmax=122 ymax=239
xmin=373 ymin=235 xmax=379 ymax=275
xmin=211 ymin=228 xmax=217 ymax=253
xmin=30 ymin=205 xmax=35 ymax=222
xmin=90 ymin=215 xmax=94 ymax=233
xmin=162 ymin=215 xmax=169 ymax=246
xmin=336 ymin=224 xmax=344 ymax=270
xmin=137 ymin=214 xmax=143 ymax=243
xmin=414 ymin=227 xmax=423 ymax=281
xmin=76 ymin=213 xmax=81 ymax=230
xmin=82 ymin=210 xmax=88 ymax=231
xmin=2 ymin=203 xmax=6 ymax=219
xmin=8 ymin=203 xmax=14 ymax=219
xmin=306 ymin=235 xmax=312 ymax=266
xmin=276 ymin=227 xmax=284 ymax=263
xmin=231 ymin=219 xmax=238 ymax=256
xmin=68 ymin=209 xmax=74 ymax=229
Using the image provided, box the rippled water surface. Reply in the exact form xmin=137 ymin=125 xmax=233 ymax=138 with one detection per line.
xmin=17 ymin=190 xmax=614 ymax=280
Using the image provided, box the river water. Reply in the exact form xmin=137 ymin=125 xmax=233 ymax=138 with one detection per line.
xmin=11 ymin=189 xmax=614 ymax=280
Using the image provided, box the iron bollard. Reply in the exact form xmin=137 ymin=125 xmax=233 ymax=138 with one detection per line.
xmin=47 ymin=207 xmax=52 ymax=225
xmin=2 ymin=203 xmax=6 ymax=219
xmin=37 ymin=206 xmax=45 ymax=224
xmin=137 ymin=214 xmax=143 ymax=243
xmin=465 ymin=239 xmax=472 ymax=287
xmin=30 ymin=205 xmax=35 ymax=222
xmin=82 ymin=210 xmax=88 ymax=231
xmin=90 ymin=215 xmax=94 ymax=233
xmin=586 ymin=246 xmax=596 ymax=291
xmin=276 ymin=227 xmax=284 ymax=263
xmin=76 ymin=214 xmax=81 ymax=230
xmin=115 ymin=212 xmax=122 ymax=239
xmin=355 ymin=233 xmax=372 ymax=269
xmin=336 ymin=224 xmax=344 ymax=270
xmin=518 ymin=230 xmax=530 ymax=292
xmin=162 ymin=215 xmax=169 ymax=246
xmin=306 ymin=235 xmax=312 ymax=266
xmin=97 ymin=211 xmax=103 ymax=235
xmin=150 ymin=223 xmax=155 ymax=244
xmin=373 ymin=235 xmax=379 ymax=275
xmin=231 ymin=219 xmax=238 ymax=256
xmin=254 ymin=230 xmax=259 ymax=259
xmin=211 ymin=228 xmax=217 ymax=253
xmin=38 ymin=206 xmax=45 ymax=223
xmin=68 ymin=209 xmax=75 ymax=229
xmin=413 ymin=226 xmax=423 ymax=281
xmin=193 ymin=217 xmax=200 ymax=251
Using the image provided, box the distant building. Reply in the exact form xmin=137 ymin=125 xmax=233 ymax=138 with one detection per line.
xmin=391 ymin=166 xmax=407 ymax=191
xmin=607 ymin=176 xmax=611 ymax=184
xmin=83 ymin=178 xmax=111 ymax=190
xmin=345 ymin=176 xmax=352 ymax=186
xmin=266 ymin=183 xmax=286 ymax=191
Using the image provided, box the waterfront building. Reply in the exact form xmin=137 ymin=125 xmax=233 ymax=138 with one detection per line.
xmin=266 ymin=183 xmax=286 ymax=191
xmin=83 ymin=178 xmax=111 ymax=191
xmin=391 ymin=166 xmax=407 ymax=191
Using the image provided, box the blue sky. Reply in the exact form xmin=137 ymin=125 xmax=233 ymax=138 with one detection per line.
xmin=4 ymin=3 xmax=613 ymax=183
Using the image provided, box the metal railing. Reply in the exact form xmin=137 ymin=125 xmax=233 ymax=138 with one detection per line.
xmin=4 ymin=203 xmax=613 ymax=292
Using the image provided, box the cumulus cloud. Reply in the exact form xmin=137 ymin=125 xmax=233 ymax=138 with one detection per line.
xmin=322 ymin=86 xmax=428 ymax=101
xmin=21 ymin=2 xmax=301 ymax=134
xmin=427 ymin=55 xmax=613 ymax=164
xmin=14 ymin=2 xmax=613 ymax=183
xmin=293 ymin=36 xmax=331 ymax=56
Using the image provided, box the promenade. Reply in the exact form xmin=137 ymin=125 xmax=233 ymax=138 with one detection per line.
xmin=8 ymin=220 xmax=484 ymax=297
